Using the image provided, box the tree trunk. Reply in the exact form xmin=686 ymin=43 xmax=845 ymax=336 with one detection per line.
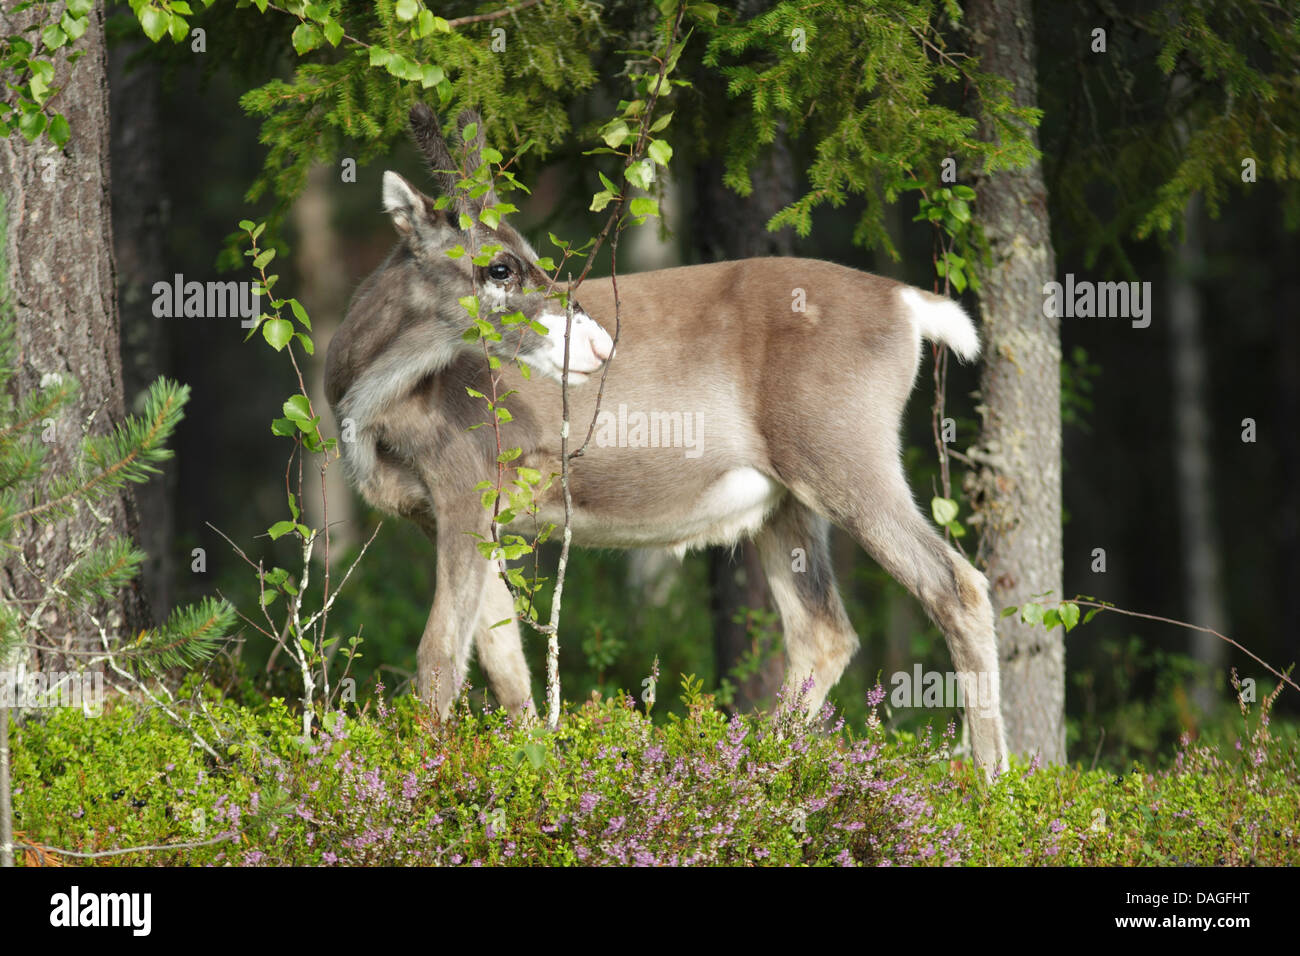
xmin=293 ymin=163 xmax=357 ymax=557
xmin=1168 ymin=195 xmax=1228 ymax=713
xmin=110 ymin=37 xmax=173 ymax=616
xmin=692 ymin=127 xmax=797 ymax=711
xmin=966 ymin=0 xmax=1066 ymax=762
xmin=0 ymin=3 xmax=145 ymax=664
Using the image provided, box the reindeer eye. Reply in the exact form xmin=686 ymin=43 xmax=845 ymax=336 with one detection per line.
xmin=487 ymin=263 xmax=512 ymax=282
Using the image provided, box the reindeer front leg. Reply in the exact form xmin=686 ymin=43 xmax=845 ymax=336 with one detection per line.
xmin=419 ymin=527 xmax=491 ymax=720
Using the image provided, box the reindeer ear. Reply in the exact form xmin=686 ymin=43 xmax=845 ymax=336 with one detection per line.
xmin=409 ymin=103 xmax=457 ymax=197
xmin=382 ymin=170 xmax=426 ymax=236
xmin=456 ymin=109 xmax=498 ymax=212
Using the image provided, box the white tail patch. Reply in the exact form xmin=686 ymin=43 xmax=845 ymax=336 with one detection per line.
xmin=898 ymin=287 xmax=980 ymax=363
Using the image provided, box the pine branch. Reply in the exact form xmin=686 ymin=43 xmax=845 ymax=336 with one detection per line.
xmin=13 ymin=378 xmax=189 ymax=527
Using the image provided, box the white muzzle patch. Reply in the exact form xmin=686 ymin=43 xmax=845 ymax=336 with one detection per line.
xmin=536 ymin=310 xmax=614 ymax=383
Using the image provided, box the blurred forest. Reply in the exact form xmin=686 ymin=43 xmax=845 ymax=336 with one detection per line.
xmin=96 ymin=1 xmax=1300 ymax=771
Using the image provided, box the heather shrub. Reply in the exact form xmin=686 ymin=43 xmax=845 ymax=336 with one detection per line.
xmin=9 ymin=674 xmax=1297 ymax=867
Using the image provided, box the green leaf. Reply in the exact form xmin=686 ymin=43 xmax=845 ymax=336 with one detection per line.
xmin=253 ymin=248 xmax=276 ymax=270
xmin=395 ymin=0 xmax=418 ymax=20
xmin=323 ymin=19 xmax=344 ymax=46
xmin=1020 ymin=602 xmax=1045 ymax=626
xmin=283 ymin=394 xmax=313 ymax=423
xmin=686 ymin=2 xmax=721 ymax=24
xmin=67 ymin=0 xmax=94 ymax=15
xmin=421 ymin=64 xmax=445 ymax=89
xmin=589 ymin=190 xmax=614 ymax=212
xmin=1000 ymin=606 xmax=1019 ymax=618
xmin=268 ymin=520 xmax=297 ymax=541
xmin=262 ymin=319 xmax=293 ymax=351
xmin=523 ymin=742 xmax=546 ymax=769
xmin=292 ymin=23 xmax=322 ymax=55
xmin=48 ymin=113 xmax=70 ymax=148
xmin=61 ymin=12 xmax=87 ymax=40
xmin=271 ymin=417 xmax=296 ymax=437
xmin=931 ymin=496 xmax=959 ymax=526
xmin=624 ymin=161 xmax=653 ymax=190
xmin=601 ymin=120 xmax=630 ymax=148
xmin=1059 ymin=602 xmax=1081 ymax=632
xmin=629 ymin=197 xmax=658 ymax=219
xmin=949 ymin=265 xmax=967 ymax=294
xmin=27 ymin=73 xmax=50 ymax=107
xmin=289 ymin=298 xmax=311 ymax=329
xmin=139 ymin=7 xmax=170 ymax=42
xmin=41 ymin=23 xmax=67 ymax=50
xmin=647 ymin=139 xmax=673 ymax=166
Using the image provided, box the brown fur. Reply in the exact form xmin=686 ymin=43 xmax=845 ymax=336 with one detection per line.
xmin=324 ymin=107 xmax=1010 ymax=779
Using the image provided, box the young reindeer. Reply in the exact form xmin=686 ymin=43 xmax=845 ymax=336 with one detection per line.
xmin=325 ymin=105 xmax=1010 ymax=778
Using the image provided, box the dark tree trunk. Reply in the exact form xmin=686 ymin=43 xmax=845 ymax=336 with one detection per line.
xmin=966 ymin=0 xmax=1066 ymax=762
xmin=0 ymin=3 xmax=147 ymax=663
xmin=294 ymin=163 xmax=357 ymax=557
xmin=1168 ymin=196 xmax=1228 ymax=713
xmin=692 ymin=129 xmax=797 ymax=711
xmin=1276 ymin=227 xmax=1300 ymax=674
xmin=110 ymin=37 xmax=172 ymax=616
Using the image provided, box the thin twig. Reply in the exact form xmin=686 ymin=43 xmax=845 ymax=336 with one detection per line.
xmin=19 ymin=831 xmax=237 ymax=860
xmin=446 ymin=0 xmax=544 ymax=29
xmin=1063 ymin=598 xmax=1299 ymax=694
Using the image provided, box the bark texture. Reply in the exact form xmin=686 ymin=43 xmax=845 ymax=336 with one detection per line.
xmin=0 ymin=3 xmax=146 ymax=663
xmin=966 ymin=0 xmax=1066 ymax=762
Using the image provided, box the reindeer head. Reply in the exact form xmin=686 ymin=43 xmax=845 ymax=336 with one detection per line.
xmin=380 ymin=104 xmax=613 ymax=384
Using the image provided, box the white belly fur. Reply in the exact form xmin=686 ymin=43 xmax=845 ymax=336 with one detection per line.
xmin=559 ymin=467 xmax=785 ymax=556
